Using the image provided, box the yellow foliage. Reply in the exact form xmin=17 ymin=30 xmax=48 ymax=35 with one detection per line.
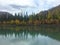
xmin=10 ymin=20 xmax=14 ymax=24
xmin=22 ymin=21 xmax=26 ymax=24
xmin=28 ymin=20 xmax=32 ymax=24
xmin=47 ymin=11 xmax=52 ymax=19
xmin=15 ymin=19 xmax=20 ymax=25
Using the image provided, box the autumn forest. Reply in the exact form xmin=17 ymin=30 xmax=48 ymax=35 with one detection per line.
xmin=0 ymin=5 xmax=60 ymax=25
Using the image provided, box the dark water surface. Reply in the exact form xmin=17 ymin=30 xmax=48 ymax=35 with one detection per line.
xmin=0 ymin=25 xmax=60 ymax=45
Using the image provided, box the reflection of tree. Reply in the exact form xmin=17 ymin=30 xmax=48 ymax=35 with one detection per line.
xmin=0 ymin=25 xmax=60 ymax=40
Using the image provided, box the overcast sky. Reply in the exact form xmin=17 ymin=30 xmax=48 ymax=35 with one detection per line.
xmin=0 ymin=0 xmax=60 ymax=14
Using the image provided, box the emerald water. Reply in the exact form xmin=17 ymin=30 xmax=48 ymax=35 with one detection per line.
xmin=0 ymin=25 xmax=60 ymax=45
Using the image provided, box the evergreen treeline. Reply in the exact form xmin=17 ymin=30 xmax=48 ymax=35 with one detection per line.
xmin=0 ymin=5 xmax=60 ymax=25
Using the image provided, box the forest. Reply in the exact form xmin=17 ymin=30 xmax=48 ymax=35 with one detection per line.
xmin=0 ymin=5 xmax=60 ymax=25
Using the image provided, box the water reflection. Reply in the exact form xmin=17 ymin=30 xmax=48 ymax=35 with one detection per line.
xmin=0 ymin=25 xmax=60 ymax=45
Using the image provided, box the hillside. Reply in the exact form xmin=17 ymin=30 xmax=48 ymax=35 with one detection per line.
xmin=37 ymin=5 xmax=60 ymax=18
xmin=0 ymin=12 xmax=13 ymax=20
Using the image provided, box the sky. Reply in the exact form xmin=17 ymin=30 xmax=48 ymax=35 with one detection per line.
xmin=0 ymin=0 xmax=60 ymax=15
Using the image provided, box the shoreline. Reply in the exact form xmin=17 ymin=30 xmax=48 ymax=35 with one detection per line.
xmin=0 ymin=24 xmax=60 ymax=27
